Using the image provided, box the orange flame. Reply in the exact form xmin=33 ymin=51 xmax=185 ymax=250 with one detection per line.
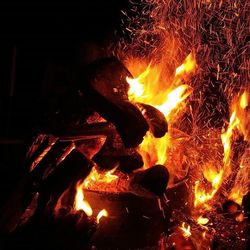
xmin=194 ymin=165 xmax=223 ymax=208
xmin=96 ymin=209 xmax=108 ymax=224
xmin=228 ymin=148 xmax=250 ymax=205
xmin=175 ymin=53 xmax=196 ymax=77
xmin=180 ymin=222 xmax=191 ymax=238
xmin=195 ymin=91 xmax=249 ymax=210
xmin=83 ymin=166 xmax=118 ymax=189
xmin=74 ymin=182 xmax=93 ymax=216
xmin=221 ymin=111 xmax=239 ymax=170
xmin=126 ymin=53 xmax=196 ymax=169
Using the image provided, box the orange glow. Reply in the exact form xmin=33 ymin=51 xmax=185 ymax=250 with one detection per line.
xmin=126 ymin=54 xmax=196 ymax=170
xmin=74 ymin=182 xmax=93 ymax=216
xmin=83 ymin=166 xmax=118 ymax=190
xmin=180 ymin=222 xmax=191 ymax=238
xmin=194 ymin=165 xmax=224 ymax=208
xmin=96 ymin=209 xmax=108 ymax=224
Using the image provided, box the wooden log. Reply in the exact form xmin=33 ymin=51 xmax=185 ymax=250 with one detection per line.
xmin=34 ymin=149 xmax=93 ymax=217
xmin=73 ymin=57 xmax=149 ymax=148
xmin=93 ymin=134 xmax=144 ymax=173
xmin=130 ymin=165 xmax=169 ymax=196
xmin=136 ymin=103 xmax=168 ymax=138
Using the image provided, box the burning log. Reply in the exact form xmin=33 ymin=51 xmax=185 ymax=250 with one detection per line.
xmin=34 ymin=149 xmax=93 ymax=217
xmin=136 ymin=103 xmax=168 ymax=138
xmin=73 ymin=57 xmax=149 ymax=148
xmin=130 ymin=165 xmax=169 ymax=196
xmin=93 ymin=134 xmax=144 ymax=173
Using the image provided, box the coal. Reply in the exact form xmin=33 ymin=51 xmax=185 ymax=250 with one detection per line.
xmin=130 ymin=165 xmax=169 ymax=196
xmin=136 ymin=103 xmax=168 ymax=138
xmin=74 ymin=57 xmax=149 ymax=148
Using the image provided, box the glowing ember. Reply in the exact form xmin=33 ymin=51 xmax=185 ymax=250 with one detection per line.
xmin=180 ymin=222 xmax=191 ymax=238
xmin=96 ymin=209 xmax=108 ymax=224
xmin=74 ymin=182 xmax=93 ymax=216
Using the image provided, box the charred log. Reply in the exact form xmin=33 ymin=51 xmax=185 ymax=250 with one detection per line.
xmin=93 ymin=134 xmax=144 ymax=173
xmin=130 ymin=165 xmax=169 ymax=196
xmin=31 ymin=149 xmax=93 ymax=218
xmin=136 ymin=103 xmax=168 ymax=138
xmin=74 ymin=57 xmax=149 ymax=148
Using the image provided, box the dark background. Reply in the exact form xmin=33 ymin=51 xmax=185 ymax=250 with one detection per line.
xmin=0 ymin=0 xmax=128 ymax=202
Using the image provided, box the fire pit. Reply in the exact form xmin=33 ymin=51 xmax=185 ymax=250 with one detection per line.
xmin=0 ymin=0 xmax=249 ymax=249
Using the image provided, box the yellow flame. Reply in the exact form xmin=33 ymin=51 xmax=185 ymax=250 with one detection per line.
xmin=221 ymin=111 xmax=239 ymax=169
xmin=126 ymin=64 xmax=151 ymax=101
xmin=194 ymin=165 xmax=223 ymax=208
xmin=180 ymin=222 xmax=191 ymax=238
xmin=155 ymin=85 xmax=190 ymax=119
xmin=195 ymin=91 xmax=249 ymax=210
xmin=197 ymin=216 xmax=209 ymax=225
xmin=240 ymin=91 xmax=248 ymax=109
xmin=175 ymin=53 xmax=196 ymax=77
xmin=228 ymin=149 xmax=250 ymax=205
xmin=96 ymin=209 xmax=108 ymax=224
xmin=83 ymin=166 xmax=118 ymax=189
xmin=126 ymin=53 xmax=196 ymax=169
xmin=74 ymin=182 xmax=93 ymax=216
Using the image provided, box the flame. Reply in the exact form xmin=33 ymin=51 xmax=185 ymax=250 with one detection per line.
xmin=175 ymin=53 xmax=196 ymax=77
xmin=197 ymin=216 xmax=209 ymax=225
xmin=228 ymin=149 xmax=250 ymax=205
xmin=221 ymin=111 xmax=239 ymax=169
xmin=240 ymin=91 xmax=248 ymax=109
xmin=194 ymin=165 xmax=224 ymax=208
xmin=155 ymin=85 xmax=190 ymax=119
xmin=235 ymin=91 xmax=249 ymax=141
xmin=83 ymin=166 xmax=118 ymax=189
xmin=96 ymin=209 xmax=108 ymax=224
xmin=74 ymin=182 xmax=93 ymax=216
xmin=180 ymin=222 xmax=191 ymax=238
xmin=126 ymin=53 xmax=196 ymax=169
